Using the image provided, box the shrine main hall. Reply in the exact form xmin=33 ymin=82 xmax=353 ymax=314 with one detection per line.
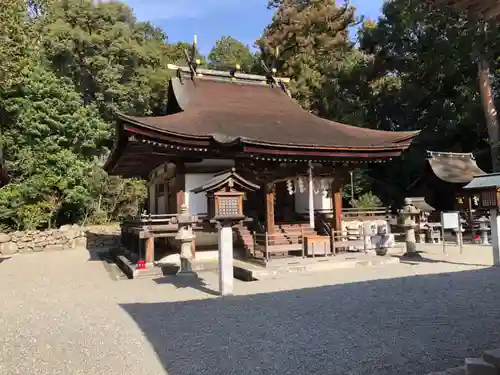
xmin=104 ymin=65 xmax=419 ymax=257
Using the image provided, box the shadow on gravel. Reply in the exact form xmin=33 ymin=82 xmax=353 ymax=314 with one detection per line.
xmin=121 ymin=267 xmax=500 ymax=375
xmin=396 ymin=253 xmax=493 ymax=267
xmin=153 ymin=274 xmax=219 ymax=296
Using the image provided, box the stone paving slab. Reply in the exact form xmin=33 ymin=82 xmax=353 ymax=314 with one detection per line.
xmin=1 ymin=244 xmax=500 ymax=375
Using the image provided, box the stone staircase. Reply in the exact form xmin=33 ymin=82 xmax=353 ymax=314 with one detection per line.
xmin=426 ymin=348 xmax=500 ymax=375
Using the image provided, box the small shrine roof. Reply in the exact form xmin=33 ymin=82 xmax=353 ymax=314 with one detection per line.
xmin=427 ymin=151 xmax=486 ymax=184
xmin=191 ymin=168 xmax=260 ymax=193
xmin=464 ymin=172 xmax=500 ymax=190
xmin=407 ymin=197 xmax=435 ymax=212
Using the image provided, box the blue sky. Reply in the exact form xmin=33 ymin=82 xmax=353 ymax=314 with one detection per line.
xmin=122 ymin=0 xmax=385 ymax=54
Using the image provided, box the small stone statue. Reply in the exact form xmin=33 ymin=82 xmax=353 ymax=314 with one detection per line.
xmin=399 ymin=198 xmax=421 ymax=258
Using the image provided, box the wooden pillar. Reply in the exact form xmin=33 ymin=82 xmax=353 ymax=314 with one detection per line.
xmin=176 ymin=190 xmax=185 ymax=213
xmin=308 ymin=161 xmax=315 ymax=228
xmin=265 ymin=183 xmax=275 ymax=234
xmin=167 ymin=181 xmax=170 ymax=214
xmin=145 ymin=236 xmax=154 ymax=264
xmin=331 ymin=181 xmax=342 ymax=232
xmin=465 ymin=193 xmax=473 ymax=229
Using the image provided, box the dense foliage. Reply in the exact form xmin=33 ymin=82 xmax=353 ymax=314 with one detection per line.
xmin=2 ymin=0 xmax=500 ymax=230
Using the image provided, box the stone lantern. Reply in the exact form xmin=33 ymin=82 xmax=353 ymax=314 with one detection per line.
xmin=173 ymin=204 xmax=198 ymax=276
xmin=399 ymin=198 xmax=421 ymax=258
xmin=192 ymin=168 xmax=259 ymax=296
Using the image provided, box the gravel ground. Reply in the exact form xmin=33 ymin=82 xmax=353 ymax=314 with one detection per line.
xmin=1 ymin=245 xmax=500 ymax=375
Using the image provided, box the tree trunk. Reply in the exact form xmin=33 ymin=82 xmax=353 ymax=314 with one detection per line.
xmin=478 ymin=54 xmax=500 ymax=172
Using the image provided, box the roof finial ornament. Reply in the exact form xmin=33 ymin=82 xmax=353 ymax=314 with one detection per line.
xmin=260 ymin=46 xmax=291 ymax=97
xmin=229 ymin=63 xmax=241 ymax=81
xmin=184 ymin=34 xmax=199 ymax=80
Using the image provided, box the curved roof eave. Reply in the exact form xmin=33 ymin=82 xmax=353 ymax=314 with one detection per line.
xmin=117 ymin=112 xmax=419 ymax=153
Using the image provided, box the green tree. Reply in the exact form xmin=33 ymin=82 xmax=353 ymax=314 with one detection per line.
xmin=167 ymin=41 xmax=206 ymax=67
xmin=351 ymin=0 xmax=500 ymax=203
xmin=38 ymin=0 xmax=174 ymax=118
xmin=257 ymin=0 xmax=357 ymax=110
xmin=208 ymin=36 xmax=255 ymax=72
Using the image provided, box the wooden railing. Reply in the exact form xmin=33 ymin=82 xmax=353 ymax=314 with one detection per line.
xmin=342 ymin=207 xmax=393 ymax=219
xmin=253 ymin=231 xmax=305 ymax=261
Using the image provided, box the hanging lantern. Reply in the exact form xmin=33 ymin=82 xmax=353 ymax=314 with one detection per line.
xmin=286 ymin=179 xmax=295 ymax=195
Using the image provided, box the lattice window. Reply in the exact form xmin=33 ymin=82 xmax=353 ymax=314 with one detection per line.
xmin=217 ymin=196 xmax=240 ymax=217
xmin=481 ymin=190 xmax=496 ymax=207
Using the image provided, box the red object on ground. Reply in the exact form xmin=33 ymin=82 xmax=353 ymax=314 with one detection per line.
xmin=136 ymin=260 xmax=146 ymax=269
xmin=474 ymin=233 xmax=480 ymax=241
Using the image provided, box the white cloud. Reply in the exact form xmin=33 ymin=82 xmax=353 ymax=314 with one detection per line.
xmin=122 ymin=0 xmax=251 ymax=21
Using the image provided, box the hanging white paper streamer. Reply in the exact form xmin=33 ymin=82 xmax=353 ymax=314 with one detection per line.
xmin=313 ymin=179 xmax=320 ymax=194
xmin=286 ymin=179 xmax=295 ymax=195
xmin=298 ymin=177 xmax=305 ymax=193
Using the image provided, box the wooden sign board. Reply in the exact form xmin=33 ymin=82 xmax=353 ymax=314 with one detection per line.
xmin=441 ymin=211 xmax=460 ymax=230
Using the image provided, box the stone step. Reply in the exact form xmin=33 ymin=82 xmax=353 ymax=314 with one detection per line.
xmin=483 ymin=348 xmax=500 ymax=368
xmin=465 ymin=357 xmax=497 ymax=375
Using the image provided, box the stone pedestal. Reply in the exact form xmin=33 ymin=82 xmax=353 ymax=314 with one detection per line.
xmin=218 ymin=222 xmax=234 ymax=296
xmin=489 ymin=208 xmax=500 ymax=266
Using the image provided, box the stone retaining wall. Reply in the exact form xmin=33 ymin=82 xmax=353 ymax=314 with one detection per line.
xmin=0 ymin=224 xmax=120 ymax=255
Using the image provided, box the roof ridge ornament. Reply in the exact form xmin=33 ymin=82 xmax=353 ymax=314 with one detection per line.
xmin=183 ymin=35 xmax=199 ymax=80
xmin=427 ymin=150 xmax=476 ymax=159
xmin=259 ymin=46 xmax=292 ymax=97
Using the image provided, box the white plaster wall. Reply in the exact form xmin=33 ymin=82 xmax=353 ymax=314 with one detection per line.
xmin=156 ymin=196 xmax=166 ymax=214
xmin=184 ymin=173 xmax=216 ymax=215
xmin=294 ymin=180 xmax=332 ymax=213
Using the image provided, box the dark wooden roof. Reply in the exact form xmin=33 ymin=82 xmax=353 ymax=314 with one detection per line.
xmin=424 ymin=0 xmax=500 ymax=19
xmin=119 ymin=76 xmax=418 ymax=151
xmin=105 ymin=69 xmax=420 ymax=177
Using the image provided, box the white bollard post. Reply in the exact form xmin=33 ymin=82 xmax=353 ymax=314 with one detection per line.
xmin=489 ymin=208 xmax=500 ymax=266
xmin=218 ymin=222 xmax=234 ymax=296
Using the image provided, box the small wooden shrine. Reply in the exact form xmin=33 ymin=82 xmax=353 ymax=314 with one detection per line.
xmin=192 ymin=168 xmax=260 ymax=221
xmin=408 ymin=151 xmax=486 ymax=211
xmin=105 ymin=59 xmax=420 ymax=258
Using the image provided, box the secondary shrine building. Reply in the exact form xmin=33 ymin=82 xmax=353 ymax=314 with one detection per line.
xmin=104 ymin=66 xmax=419 ymax=249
